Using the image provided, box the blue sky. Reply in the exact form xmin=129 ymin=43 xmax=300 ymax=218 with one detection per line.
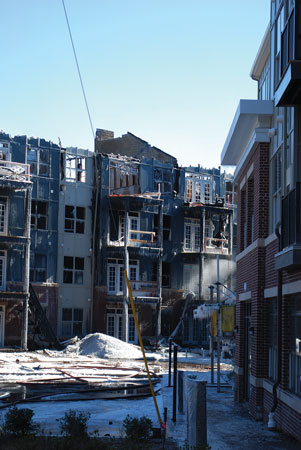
xmin=1 ymin=1 xmax=270 ymax=167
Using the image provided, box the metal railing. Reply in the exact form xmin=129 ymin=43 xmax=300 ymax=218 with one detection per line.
xmin=0 ymin=161 xmax=31 ymax=182
xmin=204 ymin=237 xmax=229 ymax=255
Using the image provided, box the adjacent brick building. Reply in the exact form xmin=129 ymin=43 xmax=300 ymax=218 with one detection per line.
xmin=221 ymin=0 xmax=301 ymax=441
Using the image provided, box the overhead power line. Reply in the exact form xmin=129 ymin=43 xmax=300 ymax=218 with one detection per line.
xmin=61 ymin=0 xmax=95 ymax=140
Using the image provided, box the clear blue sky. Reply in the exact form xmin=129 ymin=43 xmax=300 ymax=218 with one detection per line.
xmin=1 ymin=0 xmax=270 ymax=168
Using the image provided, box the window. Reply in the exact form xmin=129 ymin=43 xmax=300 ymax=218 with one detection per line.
xmin=289 ymin=296 xmax=301 ymax=396
xmin=106 ymin=308 xmax=137 ymax=343
xmin=183 ymin=263 xmax=199 ymax=294
xmin=30 ymin=253 xmax=47 ymax=282
xmin=258 ymin=58 xmax=271 ymax=100
xmin=268 ymin=299 xmax=278 ymax=381
xmin=62 ymin=308 xmax=83 ymax=337
xmin=63 ymin=257 xmax=84 ymax=284
xmin=27 ymin=147 xmax=49 ymax=177
xmin=64 ymin=206 xmax=85 ymax=233
xmin=154 ymin=167 xmax=172 ymax=193
xmin=272 ymin=150 xmax=282 ymax=228
xmin=240 ymin=189 xmax=247 ymax=251
xmin=274 ymin=6 xmax=285 ymax=87
xmin=185 ymin=175 xmax=213 ymax=204
xmin=285 ymin=107 xmax=294 ymax=171
xmin=65 ymin=154 xmax=86 ymax=182
xmin=109 ymin=160 xmax=139 ymax=191
xmin=107 ymin=259 xmax=139 ymax=294
xmin=154 ymin=214 xmax=172 ymax=241
xmin=0 ymin=198 xmax=7 ymax=234
xmin=184 ymin=219 xmax=200 ymax=251
xmin=162 ymin=262 xmax=171 ymax=288
xmin=31 ymin=201 xmax=48 ymax=230
xmin=0 ymin=251 xmax=6 ymax=291
xmin=119 ymin=214 xmax=140 ymax=241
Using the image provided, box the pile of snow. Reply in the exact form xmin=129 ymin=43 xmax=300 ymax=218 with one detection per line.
xmin=68 ymin=333 xmax=143 ymax=359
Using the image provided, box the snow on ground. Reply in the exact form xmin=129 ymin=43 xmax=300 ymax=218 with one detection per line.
xmin=0 ymin=334 xmax=238 ymax=445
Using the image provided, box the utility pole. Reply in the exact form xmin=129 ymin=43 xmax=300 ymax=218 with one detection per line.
xmin=122 ymin=198 xmax=129 ymax=342
xmin=216 ymin=255 xmax=221 ymax=393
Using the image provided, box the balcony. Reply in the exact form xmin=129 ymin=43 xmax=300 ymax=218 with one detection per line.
xmin=275 ymin=183 xmax=301 ymax=270
xmin=108 ymin=230 xmax=158 ymax=248
xmin=275 ymin=11 xmax=301 ymax=106
xmin=274 ymin=60 xmax=301 ymax=106
xmin=0 ymin=161 xmax=31 ymax=187
xmin=204 ymin=237 xmax=230 ymax=255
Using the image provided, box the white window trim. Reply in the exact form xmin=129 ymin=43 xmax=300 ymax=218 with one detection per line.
xmin=106 ymin=310 xmax=137 ymax=343
xmin=119 ymin=214 xmax=140 ymax=242
xmin=184 ymin=219 xmax=200 ymax=252
xmin=107 ymin=259 xmax=139 ymax=295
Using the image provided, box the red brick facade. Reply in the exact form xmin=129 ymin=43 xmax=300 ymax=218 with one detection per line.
xmin=235 ymin=142 xmax=301 ymax=441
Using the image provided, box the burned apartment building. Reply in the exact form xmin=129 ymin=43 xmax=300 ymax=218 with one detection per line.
xmin=93 ymin=129 xmax=235 ymax=346
xmin=0 ymin=131 xmax=94 ymax=348
xmin=0 ymin=132 xmax=58 ymax=348
xmin=0 ymin=128 xmax=235 ymax=349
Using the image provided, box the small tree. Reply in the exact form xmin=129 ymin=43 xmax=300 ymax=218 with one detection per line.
xmin=3 ymin=406 xmax=38 ymax=436
xmin=122 ymin=415 xmax=153 ymax=441
xmin=59 ymin=409 xmax=90 ymax=438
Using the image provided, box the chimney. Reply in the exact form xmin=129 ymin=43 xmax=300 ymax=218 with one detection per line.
xmin=96 ymin=129 xmax=114 ymax=141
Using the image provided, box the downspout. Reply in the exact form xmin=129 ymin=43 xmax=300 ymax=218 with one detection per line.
xmin=269 ymin=222 xmax=282 ymax=428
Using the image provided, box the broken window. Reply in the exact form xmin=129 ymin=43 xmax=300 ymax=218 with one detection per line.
xmin=65 ymin=154 xmax=86 ymax=183
xmin=185 ymin=175 xmax=213 ymax=203
xmin=184 ymin=219 xmax=200 ymax=251
xmin=109 ymin=160 xmax=139 ymax=191
xmin=63 ymin=256 xmax=84 ymax=284
xmin=0 ymin=197 xmax=7 ymax=234
xmin=107 ymin=259 xmax=139 ymax=294
xmin=154 ymin=168 xmax=172 ymax=194
xmin=0 ymin=250 xmax=6 ymax=291
xmin=62 ymin=307 xmax=83 ymax=337
xmin=30 ymin=253 xmax=47 ymax=282
xmin=64 ymin=205 xmax=85 ymax=233
xmin=31 ymin=201 xmax=48 ymax=230
xmin=27 ymin=147 xmax=49 ymax=177
xmin=154 ymin=214 xmax=171 ymax=241
xmin=162 ymin=262 xmax=171 ymax=288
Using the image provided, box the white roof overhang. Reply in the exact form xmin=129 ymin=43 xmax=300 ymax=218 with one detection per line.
xmin=221 ymin=99 xmax=274 ymax=166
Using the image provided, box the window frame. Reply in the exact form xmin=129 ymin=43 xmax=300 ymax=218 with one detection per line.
xmin=31 ymin=200 xmax=48 ymax=230
xmin=64 ymin=205 xmax=85 ymax=234
xmin=63 ymin=256 xmax=85 ymax=285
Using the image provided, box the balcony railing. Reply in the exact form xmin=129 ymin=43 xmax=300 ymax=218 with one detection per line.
xmin=0 ymin=161 xmax=31 ymax=183
xmin=109 ymin=230 xmax=158 ymax=247
xmin=281 ymin=183 xmax=301 ymax=249
xmin=204 ymin=237 xmax=229 ymax=255
xmin=130 ymin=280 xmax=158 ymax=297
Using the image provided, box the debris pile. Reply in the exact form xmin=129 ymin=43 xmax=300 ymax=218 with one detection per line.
xmin=67 ymin=333 xmax=143 ymax=360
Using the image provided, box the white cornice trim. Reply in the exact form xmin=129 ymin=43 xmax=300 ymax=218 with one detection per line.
xmin=239 ymin=291 xmax=252 ymax=301
xmin=234 ymin=128 xmax=270 ymax=181
xmin=264 ymin=233 xmax=277 ymax=246
xmin=250 ymin=25 xmax=270 ymax=81
xmin=264 ymin=280 xmax=301 ymax=298
xmin=236 ymin=238 xmax=265 ymax=262
xmin=264 ymin=287 xmax=277 ymax=298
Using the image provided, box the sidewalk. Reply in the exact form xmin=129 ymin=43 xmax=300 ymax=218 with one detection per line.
xmin=162 ymin=372 xmax=300 ymax=450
